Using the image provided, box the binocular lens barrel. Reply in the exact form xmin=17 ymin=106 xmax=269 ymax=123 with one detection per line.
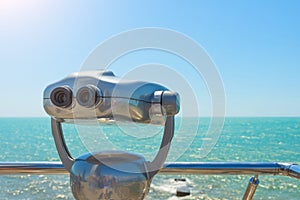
xmin=50 ymin=86 xmax=73 ymax=108
xmin=76 ymin=85 xmax=101 ymax=108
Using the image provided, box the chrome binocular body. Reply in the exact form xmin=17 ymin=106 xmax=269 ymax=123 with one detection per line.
xmin=43 ymin=70 xmax=179 ymax=125
xmin=43 ymin=70 xmax=180 ymax=200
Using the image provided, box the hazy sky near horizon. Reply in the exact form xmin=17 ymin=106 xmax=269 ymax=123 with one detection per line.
xmin=0 ymin=0 xmax=299 ymax=117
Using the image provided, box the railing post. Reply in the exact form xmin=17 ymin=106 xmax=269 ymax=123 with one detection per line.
xmin=242 ymin=175 xmax=259 ymax=200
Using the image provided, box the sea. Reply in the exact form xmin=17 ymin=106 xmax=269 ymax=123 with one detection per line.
xmin=0 ymin=117 xmax=299 ymax=200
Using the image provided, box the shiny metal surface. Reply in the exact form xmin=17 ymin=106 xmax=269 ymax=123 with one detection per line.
xmin=51 ymin=118 xmax=74 ymax=171
xmin=70 ymin=151 xmax=151 ymax=200
xmin=43 ymin=70 xmax=180 ymax=125
xmin=1 ymin=162 xmax=300 ymax=180
xmin=50 ymin=116 xmax=174 ymax=200
xmin=1 ymin=162 xmax=298 ymax=200
xmin=242 ymin=175 xmax=259 ymax=200
xmin=283 ymin=163 xmax=300 ymax=179
xmin=44 ymin=69 xmax=180 ymax=200
xmin=0 ymin=162 xmax=66 ymax=174
xmin=160 ymin=162 xmax=300 ymax=178
xmin=50 ymin=116 xmax=175 ymax=175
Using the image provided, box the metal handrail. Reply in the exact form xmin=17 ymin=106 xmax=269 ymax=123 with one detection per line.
xmin=0 ymin=161 xmax=299 ymax=199
xmin=0 ymin=161 xmax=299 ymax=180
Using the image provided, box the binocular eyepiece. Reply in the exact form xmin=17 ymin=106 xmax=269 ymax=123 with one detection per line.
xmin=50 ymin=86 xmax=73 ymax=108
xmin=44 ymin=70 xmax=180 ymax=124
xmin=76 ymin=85 xmax=102 ymax=108
xmin=50 ymin=85 xmax=103 ymax=109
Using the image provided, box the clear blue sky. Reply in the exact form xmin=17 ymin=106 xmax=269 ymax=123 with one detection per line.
xmin=0 ymin=0 xmax=299 ymax=117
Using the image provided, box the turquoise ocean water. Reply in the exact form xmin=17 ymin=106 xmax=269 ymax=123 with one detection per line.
xmin=0 ymin=117 xmax=299 ymax=199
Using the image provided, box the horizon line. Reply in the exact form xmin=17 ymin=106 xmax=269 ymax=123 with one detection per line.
xmin=0 ymin=115 xmax=299 ymax=118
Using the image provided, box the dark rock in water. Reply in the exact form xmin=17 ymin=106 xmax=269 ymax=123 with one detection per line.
xmin=174 ymin=178 xmax=186 ymax=182
xmin=176 ymin=186 xmax=190 ymax=197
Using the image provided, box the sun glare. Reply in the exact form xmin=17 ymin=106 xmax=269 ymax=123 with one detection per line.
xmin=0 ymin=0 xmax=41 ymax=18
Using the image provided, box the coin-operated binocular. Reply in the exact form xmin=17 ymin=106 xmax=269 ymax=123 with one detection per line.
xmin=43 ymin=70 xmax=180 ymax=200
